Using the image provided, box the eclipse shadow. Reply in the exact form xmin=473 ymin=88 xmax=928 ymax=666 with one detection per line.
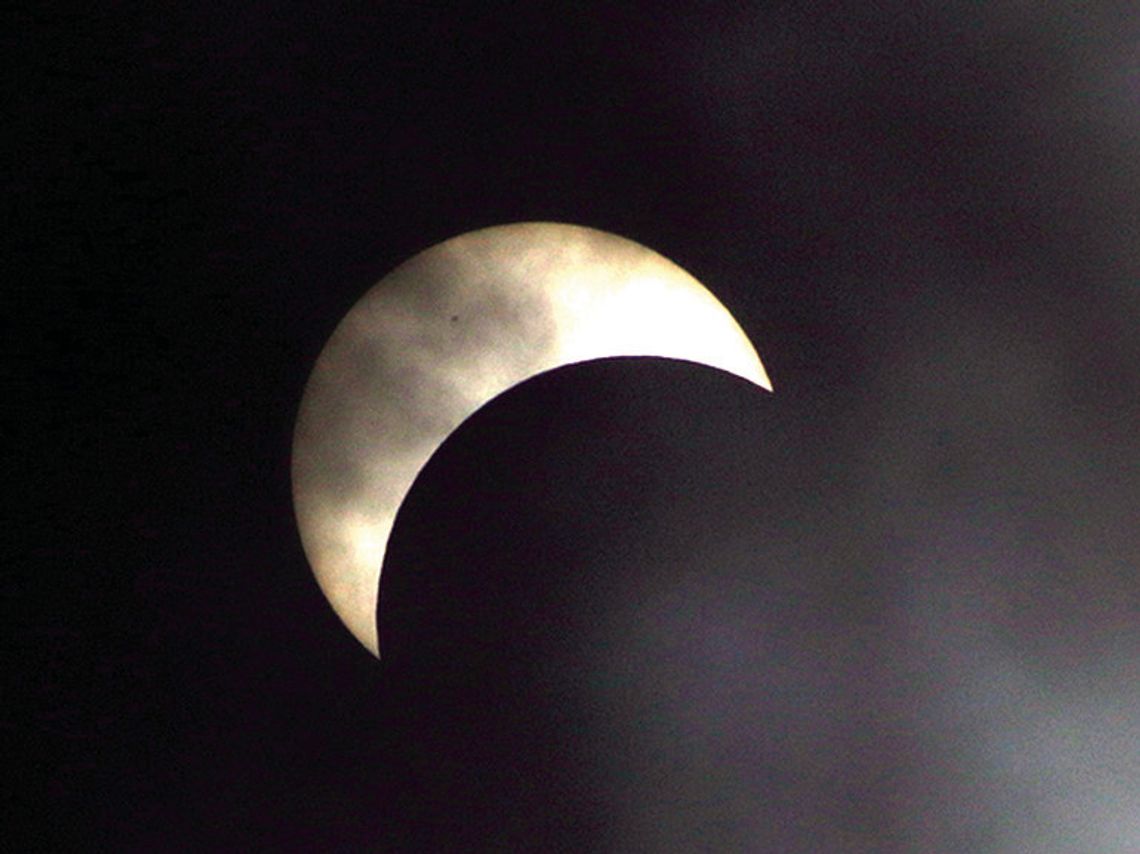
xmin=371 ymin=357 xmax=928 ymax=850
xmin=380 ymin=357 xmax=791 ymax=673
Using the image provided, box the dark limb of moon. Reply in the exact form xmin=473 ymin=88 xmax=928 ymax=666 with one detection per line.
xmin=376 ymin=359 xmax=887 ymax=849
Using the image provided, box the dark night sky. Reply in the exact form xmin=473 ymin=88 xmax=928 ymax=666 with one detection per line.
xmin=10 ymin=2 xmax=1139 ymax=850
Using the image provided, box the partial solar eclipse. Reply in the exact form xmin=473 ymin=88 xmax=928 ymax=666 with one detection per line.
xmin=292 ymin=222 xmax=771 ymax=655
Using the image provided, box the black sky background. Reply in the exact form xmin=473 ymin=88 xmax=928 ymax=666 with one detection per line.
xmin=10 ymin=2 xmax=1139 ymax=850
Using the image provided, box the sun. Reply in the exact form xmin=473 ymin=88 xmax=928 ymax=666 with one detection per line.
xmin=292 ymin=222 xmax=771 ymax=655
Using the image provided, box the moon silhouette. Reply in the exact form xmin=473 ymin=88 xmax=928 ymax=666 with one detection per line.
xmin=292 ymin=222 xmax=771 ymax=655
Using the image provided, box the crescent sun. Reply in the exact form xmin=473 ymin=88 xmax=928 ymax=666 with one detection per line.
xmin=292 ymin=222 xmax=772 ymax=656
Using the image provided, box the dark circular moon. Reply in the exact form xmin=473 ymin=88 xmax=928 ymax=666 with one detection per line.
xmin=375 ymin=358 xmax=913 ymax=849
xmin=378 ymin=358 xmax=794 ymax=674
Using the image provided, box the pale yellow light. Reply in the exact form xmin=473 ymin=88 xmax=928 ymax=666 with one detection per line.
xmin=292 ymin=223 xmax=771 ymax=656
